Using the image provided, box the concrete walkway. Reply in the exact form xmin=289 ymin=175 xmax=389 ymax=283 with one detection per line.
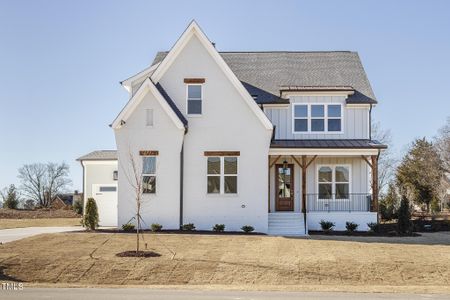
xmin=0 ymin=227 xmax=81 ymax=244
xmin=0 ymin=288 xmax=448 ymax=300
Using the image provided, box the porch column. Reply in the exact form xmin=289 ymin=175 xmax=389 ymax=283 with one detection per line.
xmin=268 ymin=155 xmax=281 ymax=213
xmin=371 ymin=155 xmax=379 ymax=213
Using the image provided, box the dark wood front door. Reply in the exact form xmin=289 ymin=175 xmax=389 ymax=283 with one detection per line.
xmin=275 ymin=164 xmax=294 ymax=211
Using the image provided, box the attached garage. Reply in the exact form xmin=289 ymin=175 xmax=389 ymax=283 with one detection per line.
xmin=77 ymin=150 xmax=118 ymax=227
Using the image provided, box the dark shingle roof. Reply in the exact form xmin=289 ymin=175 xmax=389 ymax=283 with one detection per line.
xmin=77 ymin=150 xmax=117 ymax=161
xmin=151 ymin=51 xmax=376 ymax=104
xmin=270 ymin=139 xmax=387 ymax=149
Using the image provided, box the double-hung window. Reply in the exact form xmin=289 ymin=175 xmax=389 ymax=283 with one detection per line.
xmin=293 ymin=104 xmax=342 ymax=133
xmin=318 ymin=165 xmax=350 ymax=199
xmin=207 ymin=156 xmax=238 ymax=194
xmin=142 ymin=156 xmax=156 ymax=193
xmin=293 ymin=104 xmax=308 ymax=132
xmin=187 ymin=84 xmax=202 ymax=115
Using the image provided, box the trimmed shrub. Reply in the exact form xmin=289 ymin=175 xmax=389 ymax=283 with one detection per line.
xmin=82 ymin=198 xmax=99 ymax=230
xmin=122 ymin=223 xmax=135 ymax=232
xmin=367 ymin=222 xmax=379 ymax=233
xmin=397 ymin=195 xmax=412 ymax=234
xmin=151 ymin=223 xmax=163 ymax=232
xmin=181 ymin=223 xmax=196 ymax=231
xmin=73 ymin=200 xmax=83 ymax=215
xmin=241 ymin=225 xmax=254 ymax=233
xmin=345 ymin=221 xmax=358 ymax=233
xmin=212 ymin=224 xmax=225 ymax=232
xmin=319 ymin=220 xmax=335 ymax=232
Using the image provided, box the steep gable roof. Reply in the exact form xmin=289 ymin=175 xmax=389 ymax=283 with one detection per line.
xmin=152 ymin=51 xmax=376 ymax=104
xmin=149 ymin=21 xmax=273 ymax=130
xmin=111 ymin=78 xmax=186 ymax=130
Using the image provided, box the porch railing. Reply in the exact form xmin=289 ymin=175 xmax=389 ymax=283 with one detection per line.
xmin=306 ymin=193 xmax=371 ymax=212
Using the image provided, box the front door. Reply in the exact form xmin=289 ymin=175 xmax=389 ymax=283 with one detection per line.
xmin=275 ymin=164 xmax=294 ymax=211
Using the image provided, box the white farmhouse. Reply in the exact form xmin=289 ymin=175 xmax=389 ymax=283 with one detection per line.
xmin=77 ymin=21 xmax=386 ymax=235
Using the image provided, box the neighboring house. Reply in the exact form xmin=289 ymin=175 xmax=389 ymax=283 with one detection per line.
xmin=78 ymin=21 xmax=386 ymax=234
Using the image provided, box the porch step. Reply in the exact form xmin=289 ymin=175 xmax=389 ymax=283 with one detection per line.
xmin=268 ymin=213 xmax=307 ymax=236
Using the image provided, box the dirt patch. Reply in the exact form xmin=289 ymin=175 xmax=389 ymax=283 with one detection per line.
xmin=116 ymin=251 xmax=161 ymax=258
xmin=0 ymin=232 xmax=449 ymax=291
xmin=0 ymin=218 xmax=81 ymax=229
xmin=0 ymin=208 xmax=80 ymax=219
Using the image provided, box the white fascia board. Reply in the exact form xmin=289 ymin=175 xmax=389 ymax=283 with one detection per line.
xmin=346 ymin=103 xmax=373 ymax=108
xmin=151 ymin=20 xmax=273 ymax=131
xmin=269 ymin=148 xmax=380 ymax=156
xmin=121 ymin=63 xmax=160 ymax=91
xmin=81 ymin=160 xmax=118 ymax=166
xmin=263 ymin=104 xmax=290 ymax=108
xmin=111 ymin=78 xmax=185 ymax=130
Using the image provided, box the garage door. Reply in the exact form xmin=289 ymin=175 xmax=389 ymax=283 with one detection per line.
xmin=92 ymin=184 xmax=118 ymax=227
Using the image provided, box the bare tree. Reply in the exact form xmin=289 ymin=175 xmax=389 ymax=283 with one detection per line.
xmin=120 ymin=149 xmax=146 ymax=254
xmin=372 ymin=121 xmax=397 ymax=194
xmin=18 ymin=162 xmax=71 ymax=207
xmin=435 ymin=117 xmax=450 ymax=173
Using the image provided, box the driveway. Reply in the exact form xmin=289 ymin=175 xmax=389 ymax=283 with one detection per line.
xmin=0 ymin=227 xmax=81 ymax=244
xmin=0 ymin=288 xmax=448 ymax=300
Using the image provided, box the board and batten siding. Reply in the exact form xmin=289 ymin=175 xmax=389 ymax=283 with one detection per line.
xmin=265 ymin=96 xmax=369 ymax=139
xmin=269 ymin=156 xmax=369 ymax=213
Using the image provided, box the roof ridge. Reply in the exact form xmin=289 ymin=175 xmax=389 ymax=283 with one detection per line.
xmin=156 ymin=50 xmax=355 ymax=54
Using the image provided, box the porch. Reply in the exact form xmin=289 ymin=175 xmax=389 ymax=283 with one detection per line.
xmin=267 ymin=139 xmax=386 ymax=235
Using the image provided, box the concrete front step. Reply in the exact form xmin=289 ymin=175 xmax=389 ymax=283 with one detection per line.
xmin=268 ymin=213 xmax=307 ymax=236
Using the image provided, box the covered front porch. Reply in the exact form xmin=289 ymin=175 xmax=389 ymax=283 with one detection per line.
xmin=267 ymin=139 xmax=386 ymax=235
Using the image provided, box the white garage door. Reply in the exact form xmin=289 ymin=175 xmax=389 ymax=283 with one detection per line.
xmin=92 ymin=184 xmax=118 ymax=227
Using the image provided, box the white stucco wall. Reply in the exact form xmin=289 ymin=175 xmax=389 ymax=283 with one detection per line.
xmin=307 ymin=212 xmax=377 ymax=231
xmin=158 ymin=34 xmax=273 ymax=233
xmin=114 ymin=90 xmax=185 ymax=230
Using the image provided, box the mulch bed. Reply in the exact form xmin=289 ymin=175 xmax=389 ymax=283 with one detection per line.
xmin=116 ymin=251 xmax=161 ymax=258
xmin=0 ymin=208 xmax=80 ymax=219
xmin=93 ymin=228 xmax=263 ymax=235
xmin=309 ymin=230 xmax=421 ymax=237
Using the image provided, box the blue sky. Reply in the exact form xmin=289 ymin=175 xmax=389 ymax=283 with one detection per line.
xmin=0 ymin=0 xmax=449 ymax=191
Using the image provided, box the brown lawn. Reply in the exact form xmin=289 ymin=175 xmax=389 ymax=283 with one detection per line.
xmin=0 ymin=218 xmax=81 ymax=229
xmin=1 ymin=232 xmax=450 ymax=293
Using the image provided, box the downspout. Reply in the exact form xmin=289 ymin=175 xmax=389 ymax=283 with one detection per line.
xmin=369 ymin=103 xmax=373 ymax=140
xmin=179 ymin=127 xmax=188 ymax=229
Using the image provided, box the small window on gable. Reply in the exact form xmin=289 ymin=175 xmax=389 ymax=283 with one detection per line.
xmin=146 ymin=109 xmax=154 ymax=126
xmin=187 ymin=84 xmax=202 ymax=115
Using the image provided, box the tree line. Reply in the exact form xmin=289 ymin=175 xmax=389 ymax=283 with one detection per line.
xmin=0 ymin=162 xmax=71 ymax=209
xmin=378 ymin=117 xmax=450 ymax=223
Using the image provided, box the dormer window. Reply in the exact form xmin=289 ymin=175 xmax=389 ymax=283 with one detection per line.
xmin=293 ymin=103 xmax=342 ymax=133
xmin=187 ymin=84 xmax=202 ymax=115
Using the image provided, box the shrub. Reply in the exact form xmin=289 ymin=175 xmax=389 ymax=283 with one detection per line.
xmin=1 ymin=184 xmax=20 ymax=209
xmin=212 ymin=224 xmax=225 ymax=232
xmin=23 ymin=199 xmax=36 ymax=210
xmin=181 ymin=223 xmax=196 ymax=231
xmin=319 ymin=220 xmax=335 ymax=232
xmin=345 ymin=221 xmax=358 ymax=233
xmin=82 ymin=198 xmax=99 ymax=230
xmin=151 ymin=223 xmax=163 ymax=232
xmin=241 ymin=225 xmax=254 ymax=233
xmin=73 ymin=200 xmax=83 ymax=215
xmin=122 ymin=223 xmax=135 ymax=232
xmin=367 ymin=222 xmax=379 ymax=233
xmin=397 ymin=195 xmax=412 ymax=234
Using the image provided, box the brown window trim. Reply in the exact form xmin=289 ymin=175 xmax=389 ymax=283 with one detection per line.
xmin=204 ymin=151 xmax=240 ymax=157
xmin=139 ymin=150 xmax=159 ymax=156
xmin=184 ymin=78 xmax=205 ymax=84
